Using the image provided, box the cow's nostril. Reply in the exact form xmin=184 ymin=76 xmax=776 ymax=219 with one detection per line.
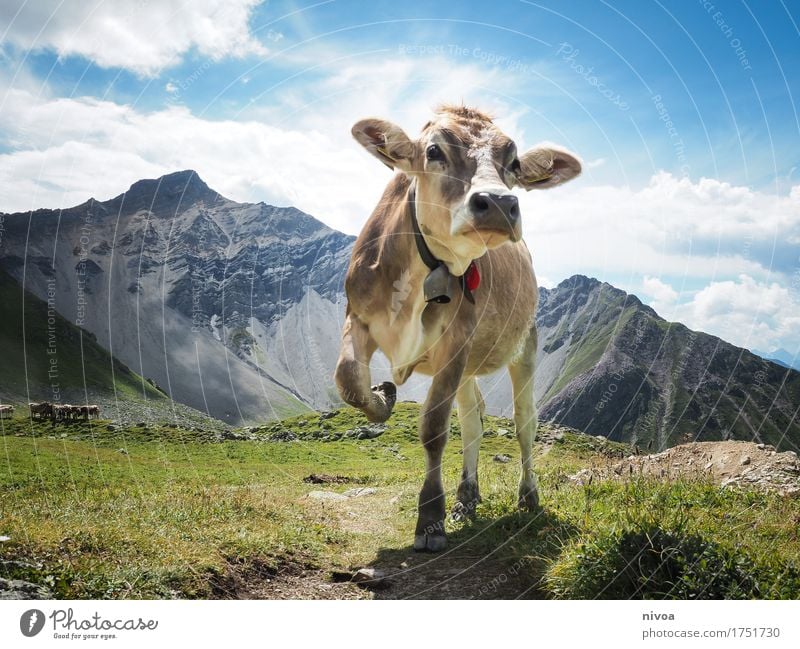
xmin=470 ymin=193 xmax=490 ymax=214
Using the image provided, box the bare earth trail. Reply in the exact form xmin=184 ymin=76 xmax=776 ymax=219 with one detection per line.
xmin=215 ymin=439 xmax=800 ymax=600
xmin=221 ymin=486 xmax=546 ymax=600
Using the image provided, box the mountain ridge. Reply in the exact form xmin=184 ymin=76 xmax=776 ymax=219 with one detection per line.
xmin=1 ymin=171 xmax=797 ymax=450
xmin=534 ymin=275 xmax=800 ymax=452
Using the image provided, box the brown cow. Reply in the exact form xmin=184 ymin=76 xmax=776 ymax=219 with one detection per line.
xmin=335 ymin=105 xmax=581 ymax=551
xmin=29 ymin=402 xmax=52 ymax=419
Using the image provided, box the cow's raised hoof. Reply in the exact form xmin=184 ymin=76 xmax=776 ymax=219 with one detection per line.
xmin=366 ymin=381 xmax=397 ymax=423
xmin=413 ymin=532 xmax=447 ymax=553
xmin=517 ymin=481 xmax=541 ymax=512
xmin=451 ymin=479 xmax=481 ymax=521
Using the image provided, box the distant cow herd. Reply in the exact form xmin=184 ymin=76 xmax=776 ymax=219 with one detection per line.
xmin=29 ymin=402 xmax=100 ymax=421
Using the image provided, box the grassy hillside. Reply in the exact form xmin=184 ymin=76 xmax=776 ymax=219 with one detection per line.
xmin=1 ymin=403 xmax=798 ymax=599
xmin=0 ymin=269 xmax=163 ymax=405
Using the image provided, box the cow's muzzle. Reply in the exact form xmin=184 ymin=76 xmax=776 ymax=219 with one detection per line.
xmin=467 ymin=191 xmax=521 ymax=242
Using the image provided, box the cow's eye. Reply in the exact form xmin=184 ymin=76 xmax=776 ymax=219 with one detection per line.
xmin=426 ymin=144 xmax=445 ymax=162
xmin=510 ymin=159 xmax=521 ymax=175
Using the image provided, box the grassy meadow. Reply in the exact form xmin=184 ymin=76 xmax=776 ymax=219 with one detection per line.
xmin=1 ymin=403 xmax=799 ymax=599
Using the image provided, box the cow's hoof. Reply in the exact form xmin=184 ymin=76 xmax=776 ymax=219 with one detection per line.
xmin=452 ymin=480 xmax=480 ymax=521
xmin=518 ymin=483 xmax=541 ymax=512
xmin=413 ymin=532 xmax=447 ymax=553
xmin=367 ymin=381 xmax=397 ymax=423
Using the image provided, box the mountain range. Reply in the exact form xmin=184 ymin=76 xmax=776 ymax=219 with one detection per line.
xmin=1 ymin=171 xmax=797 ymax=451
xmin=751 ymin=348 xmax=800 ymax=371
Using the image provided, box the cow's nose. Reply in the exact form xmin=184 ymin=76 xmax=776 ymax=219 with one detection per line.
xmin=468 ymin=192 xmax=520 ymax=227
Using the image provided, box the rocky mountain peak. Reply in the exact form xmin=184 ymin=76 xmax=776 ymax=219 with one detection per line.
xmin=107 ymin=169 xmax=219 ymax=216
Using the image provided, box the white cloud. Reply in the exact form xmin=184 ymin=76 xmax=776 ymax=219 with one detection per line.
xmin=165 ymin=82 xmax=179 ymax=94
xmin=0 ymin=88 xmax=393 ymax=237
xmin=673 ymin=276 xmax=800 ymax=353
xmin=641 ymin=275 xmax=679 ymax=313
xmin=0 ymin=55 xmax=536 ymax=234
xmin=520 ymin=172 xmax=800 ymax=287
xmin=0 ymin=0 xmax=267 ymax=76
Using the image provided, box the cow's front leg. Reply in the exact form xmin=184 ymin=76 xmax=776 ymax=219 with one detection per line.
xmin=334 ymin=312 xmax=396 ymax=423
xmin=414 ymin=349 xmax=468 ymax=552
xmin=451 ymin=377 xmax=484 ymax=521
xmin=508 ymin=326 xmax=541 ymax=512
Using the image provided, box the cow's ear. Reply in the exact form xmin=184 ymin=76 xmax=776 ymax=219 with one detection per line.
xmin=352 ymin=118 xmax=416 ymax=172
xmin=515 ymin=144 xmax=581 ymax=190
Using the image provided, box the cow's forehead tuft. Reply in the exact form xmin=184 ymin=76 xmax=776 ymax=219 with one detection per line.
xmin=421 ymin=106 xmax=510 ymax=151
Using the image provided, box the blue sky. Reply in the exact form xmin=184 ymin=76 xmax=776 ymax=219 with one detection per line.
xmin=1 ymin=0 xmax=799 ymax=356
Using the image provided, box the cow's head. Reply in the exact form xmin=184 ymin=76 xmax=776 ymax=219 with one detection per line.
xmin=352 ymin=105 xmax=581 ymax=273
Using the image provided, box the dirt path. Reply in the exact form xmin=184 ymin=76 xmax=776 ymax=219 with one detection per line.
xmin=222 ymin=485 xmax=542 ymax=600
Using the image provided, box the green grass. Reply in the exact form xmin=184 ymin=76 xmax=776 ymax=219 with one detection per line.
xmin=0 ymin=269 xmax=164 ymax=404
xmin=1 ymin=403 xmax=799 ymax=599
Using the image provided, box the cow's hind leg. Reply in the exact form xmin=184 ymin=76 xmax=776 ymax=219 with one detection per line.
xmin=334 ymin=313 xmax=396 ymax=423
xmin=452 ymin=377 xmax=484 ymax=521
xmin=508 ymin=327 xmax=540 ymax=511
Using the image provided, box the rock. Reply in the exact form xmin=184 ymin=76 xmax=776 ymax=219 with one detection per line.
xmin=106 ymin=424 xmax=116 ymax=431
xmin=302 ymin=474 xmax=351 ymax=484
xmin=757 ymin=443 xmax=766 ymax=450
xmin=344 ymin=424 xmax=386 ymax=440
xmin=493 ymin=454 xmax=512 ymax=464
xmin=0 ymin=577 xmax=52 ymax=600
xmin=319 ymin=411 xmax=337 ymax=421
xmin=307 ymin=491 xmax=348 ymax=501
xmin=0 ymin=536 xmax=9 ymax=543
xmin=351 ymin=568 xmax=390 ymax=589
xmin=496 ymin=428 xmax=510 ymax=437
xmin=740 ymin=456 xmax=751 ymax=466
xmin=268 ymin=430 xmax=297 ymax=442
xmin=342 ymin=487 xmax=377 ymax=498
xmin=118 ymin=448 xmax=128 ymax=455
xmin=221 ymin=430 xmax=247 ymax=441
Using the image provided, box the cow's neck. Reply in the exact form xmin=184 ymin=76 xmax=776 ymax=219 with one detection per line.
xmin=407 ymin=184 xmax=476 ymax=305
xmin=409 ymin=185 xmax=473 ymax=277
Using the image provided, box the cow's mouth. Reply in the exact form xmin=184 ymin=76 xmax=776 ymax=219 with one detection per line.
xmin=462 ymin=224 xmax=522 ymax=246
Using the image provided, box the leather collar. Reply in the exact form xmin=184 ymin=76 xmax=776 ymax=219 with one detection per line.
xmin=409 ymin=187 xmax=476 ymax=305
